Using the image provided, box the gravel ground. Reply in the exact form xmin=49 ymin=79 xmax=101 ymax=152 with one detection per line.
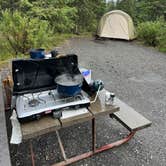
xmin=9 ymin=38 xmax=166 ymax=166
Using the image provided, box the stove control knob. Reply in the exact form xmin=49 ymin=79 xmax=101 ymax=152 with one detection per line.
xmin=17 ymin=82 xmax=20 ymax=86
xmin=52 ymin=110 xmax=62 ymax=119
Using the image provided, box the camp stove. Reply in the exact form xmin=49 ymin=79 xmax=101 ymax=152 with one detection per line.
xmin=16 ymin=89 xmax=90 ymax=121
xmin=12 ymin=55 xmax=94 ymax=122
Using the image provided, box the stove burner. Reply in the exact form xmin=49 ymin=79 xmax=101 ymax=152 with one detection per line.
xmin=28 ymin=99 xmax=40 ymax=107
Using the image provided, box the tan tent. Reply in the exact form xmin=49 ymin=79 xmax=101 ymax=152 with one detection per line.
xmin=97 ymin=10 xmax=136 ymax=40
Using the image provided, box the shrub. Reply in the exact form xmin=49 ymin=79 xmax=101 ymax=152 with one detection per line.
xmin=137 ymin=21 xmax=161 ymax=46
xmin=157 ymin=23 xmax=166 ymax=52
xmin=0 ymin=10 xmax=53 ymax=57
xmin=137 ymin=21 xmax=166 ymax=52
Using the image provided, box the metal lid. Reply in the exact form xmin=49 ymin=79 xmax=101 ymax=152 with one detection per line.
xmin=55 ymin=74 xmax=83 ymax=86
xmin=12 ymin=54 xmax=79 ymax=95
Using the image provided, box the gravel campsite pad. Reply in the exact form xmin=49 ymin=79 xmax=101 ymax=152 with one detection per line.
xmin=8 ymin=38 xmax=166 ymax=166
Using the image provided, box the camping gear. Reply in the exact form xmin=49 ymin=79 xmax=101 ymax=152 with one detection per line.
xmin=89 ymin=80 xmax=104 ymax=104
xmin=44 ymin=53 xmax=52 ymax=59
xmin=12 ymin=55 xmax=80 ymax=95
xmin=12 ymin=54 xmax=92 ymax=122
xmin=97 ymin=10 xmax=136 ymax=40
xmin=91 ymin=80 xmax=104 ymax=92
xmin=50 ymin=49 xmax=59 ymax=58
xmin=79 ymin=68 xmax=91 ymax=84
xmin=15 ymin=89 xmax=90 ymax=122
xmin=105 ymin=92 xmax=115 ymax=105
xmin=30 ymin=49 xmax=45 ymax=59
xmin=55 ymin=74 xmax=83 ymax=97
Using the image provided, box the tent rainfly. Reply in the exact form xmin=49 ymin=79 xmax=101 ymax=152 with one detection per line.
xmin=97 ymin=10 xmax=136 ymax=40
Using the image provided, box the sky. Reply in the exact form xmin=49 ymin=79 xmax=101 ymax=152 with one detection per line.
xmin=106 ymin=0 xmax=117 ymax=2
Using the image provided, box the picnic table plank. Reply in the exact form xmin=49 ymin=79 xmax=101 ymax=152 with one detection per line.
xmin=21 ymin=116 xmax=61 ymax=140
xmin=0 ymin=80 xmax=11 ymax=166
xmin=60 ymin=110 xmax=93 ymax=128
xmin=113 ymin=98 xmax=152 ymax=131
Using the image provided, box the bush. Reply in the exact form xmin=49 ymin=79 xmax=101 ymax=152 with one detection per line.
xmin=0 ymin=10 xmax=53 ymax=58
xmin=157 ymin=23 xmax=166 ymax=52
xmin=137 ymin=21 xmax=161 ymax=46
xmin=137 ymin=21 xmax=166 ymax=52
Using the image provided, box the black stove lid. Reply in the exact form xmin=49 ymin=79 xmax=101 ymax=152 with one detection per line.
xmin=12 ymin=54 xmax=81 ymax=95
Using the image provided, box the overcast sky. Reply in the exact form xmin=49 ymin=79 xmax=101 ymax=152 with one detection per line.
xmin=106 ymin=0 xmax=117 ymax=2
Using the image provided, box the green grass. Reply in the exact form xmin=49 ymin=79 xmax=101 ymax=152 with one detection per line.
xmin=159 ymin=47 xmax=166 ymax=53
xmin=0 ymin=32 xmax=92 ymax=64
xmin=137 ymin=21 xmax=166 ymax=53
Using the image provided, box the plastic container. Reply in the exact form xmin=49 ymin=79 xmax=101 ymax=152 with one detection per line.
xmin=79 ymin=68 xmax=91 ymax=84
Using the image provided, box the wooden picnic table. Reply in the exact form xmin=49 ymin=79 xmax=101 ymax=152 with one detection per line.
xmin=20 ymin=89 xmax=121 ymax=166
xmin=17 ymin=89 xmax=152 ymax=166
xmin=1 ymin=65 xmax=152 ymax=166
xmin=21 ymin=89 xmax=119 ymax=140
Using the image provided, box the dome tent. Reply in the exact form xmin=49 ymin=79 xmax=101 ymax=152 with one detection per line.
xmin=97 ymin=10 xmax=136 ymax=40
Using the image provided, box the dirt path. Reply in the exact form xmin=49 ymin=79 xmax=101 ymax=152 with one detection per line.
xmin=10 ymin=38 xmax=166 ymax=166
xmin=59 ymin=38 xmax=166 ymax=166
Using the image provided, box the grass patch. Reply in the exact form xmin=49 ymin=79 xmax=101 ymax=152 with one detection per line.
xmin=0 ymin=33 xmax=92 ymax=66
xmin=137 ymin=21 xmax=166 ymax=53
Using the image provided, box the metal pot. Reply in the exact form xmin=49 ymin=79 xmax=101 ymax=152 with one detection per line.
xmin=30 ymin=48 xmax=45 ymax=59
xmin=54 ymin=74 xmax=83 ymax=97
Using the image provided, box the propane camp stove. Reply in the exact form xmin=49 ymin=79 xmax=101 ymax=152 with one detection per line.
xmin=12 ymin=55 xmax=93 ymax=122
xmin=16 ymin=89 xmax=90 ymax=121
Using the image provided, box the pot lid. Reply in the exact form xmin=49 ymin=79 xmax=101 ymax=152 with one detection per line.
xmin=55 ymin=74 xmax=83 ymax=86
